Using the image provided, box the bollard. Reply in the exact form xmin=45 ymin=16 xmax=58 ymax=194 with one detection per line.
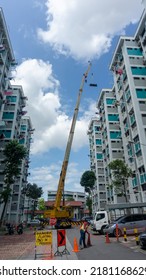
xmin=105 ymin=233 xmax=111 ymax=244
xmin=134 ymin=228 xmax=139 ymax=245
xmin=87 ymin=233 xmax=92 ymax=246
xmin=123 ymin=227 xmax=127 ymax=242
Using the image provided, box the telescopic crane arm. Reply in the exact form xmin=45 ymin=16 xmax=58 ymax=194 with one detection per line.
xmin=53 ymin=62 xmax=91 ymax=217
xmin=44 ymin=62 xmax=92 ymax=219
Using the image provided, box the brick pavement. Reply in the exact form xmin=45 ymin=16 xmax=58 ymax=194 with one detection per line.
xmin=0 ymin=230 xmax=35 ymax=260
xmin=0 ymin=228 xmax=77 ymax=260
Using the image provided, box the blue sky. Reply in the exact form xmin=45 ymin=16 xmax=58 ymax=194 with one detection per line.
xmin=0 ymin=0 xmax=144 ymax=199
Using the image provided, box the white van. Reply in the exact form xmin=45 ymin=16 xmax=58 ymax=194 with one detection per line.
xmin=92 ymin=211 xmax=109 ymax=234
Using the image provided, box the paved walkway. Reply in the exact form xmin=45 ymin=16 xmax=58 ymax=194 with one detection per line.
xmin=0 ymin=227 xmax=78 ymax=260
xmin=0 ymin=230 xmax=35 ymax=260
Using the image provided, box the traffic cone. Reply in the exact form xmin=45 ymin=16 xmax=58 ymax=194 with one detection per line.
xmin=72 ymin=237 xmax=80 ymax=252
xmin=87 ymin=233 xmax=92 ymax=246
xmin=105 ymin=233 xmax=111 ymax=244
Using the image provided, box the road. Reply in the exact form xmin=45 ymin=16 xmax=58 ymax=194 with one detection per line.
xmin=66 ymin=227 xmax=146 ymax=260
xmin=0 ymin=226 xmax=146 ymax=260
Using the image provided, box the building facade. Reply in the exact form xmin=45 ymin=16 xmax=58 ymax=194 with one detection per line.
xmin=48 ymin=190 xmax=85 ymax=203
xmin=87 ymin=117 xmax=106 ymax=213
xmin=0 ymin=8 xmax=33 ymax=224
xmin=88 ymin=10 xmax=146 ymax=214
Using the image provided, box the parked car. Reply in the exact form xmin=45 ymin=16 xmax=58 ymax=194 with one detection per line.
xmin=27 ymin=219 xmax=41 ymax=227
xmin=103 ymin=214 xmax=146 ymax=237
xmin=139 ymin=231 xmax=146 ymax=249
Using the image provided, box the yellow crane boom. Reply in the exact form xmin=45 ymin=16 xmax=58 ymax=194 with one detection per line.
xmin=44 ymin=62 xmax=91 ymax=220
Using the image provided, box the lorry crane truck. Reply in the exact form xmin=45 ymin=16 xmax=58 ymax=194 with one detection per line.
xmin=44 ymin=62 xmax=91 ymax=225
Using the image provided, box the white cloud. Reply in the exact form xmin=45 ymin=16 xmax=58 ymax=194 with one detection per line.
xmin=12 ymin=59 xmax=96 ymax=154
xmin=29 ymin=162 xmax=84 ymax=199
xmin=37 ymin=0 xmax=143 ymax=60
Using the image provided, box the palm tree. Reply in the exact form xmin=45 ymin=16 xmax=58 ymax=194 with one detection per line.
xmin=0 ymin=140 xmax=27 ymax=225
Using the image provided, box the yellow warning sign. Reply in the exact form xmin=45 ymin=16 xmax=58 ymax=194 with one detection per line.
xmin=35 ymin=231 xmax=52 ymax=246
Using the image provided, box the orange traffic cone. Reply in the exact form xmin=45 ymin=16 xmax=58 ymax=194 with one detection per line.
xmin=105 ymin=233 xmax=111 ymax=244
xmin=72 ymin=237 xmax=80 ymax=252
xmin=87 ymin=233 xmax=92 ymax=246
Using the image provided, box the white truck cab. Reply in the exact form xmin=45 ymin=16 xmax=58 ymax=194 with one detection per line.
xmin=92 ymin=211 xmax=109 ymax=234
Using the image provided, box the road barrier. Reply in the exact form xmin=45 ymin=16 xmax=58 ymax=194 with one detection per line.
xmin=54 ymin=229 xmax=70 ymax=257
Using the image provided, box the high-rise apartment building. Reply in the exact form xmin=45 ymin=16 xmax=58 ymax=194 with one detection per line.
xmin=88 ymin=11 xmax=146 ymax=214
xmin=0 ymin=8 xmax=34 ymax=223
xmin=88 ymin=117 xmax=106 ymax=212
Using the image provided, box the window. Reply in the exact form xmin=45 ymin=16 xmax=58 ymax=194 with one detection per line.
xmin=120 ymin=216 xmax=132 ymax=223
xmin=132 ymin=214 xmax=144 ymax=221
xmin=96 ymin=213 xmax=105 ymax=221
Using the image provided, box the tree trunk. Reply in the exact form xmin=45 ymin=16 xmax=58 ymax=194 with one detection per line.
xmin=123 ymin=180 xmax=128 ymax=203
xmin=0 ymin=200 xmax=8 ymax=226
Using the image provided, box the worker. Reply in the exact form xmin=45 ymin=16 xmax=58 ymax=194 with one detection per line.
xmin=79 ymin=221 xmax=88 ymax=249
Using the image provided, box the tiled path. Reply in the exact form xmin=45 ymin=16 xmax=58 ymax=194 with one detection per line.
xmin=0 ymin=230 xmax=35 ymax=260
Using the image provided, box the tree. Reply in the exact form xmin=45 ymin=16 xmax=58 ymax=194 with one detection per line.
xmin=108 ymin=159 xmax=133 ymax=202
xmin=38 ymin=198 xmax=46 ymax=211
xmin=80 ymin=170 xmax=96 ymax=194
xmin=0 ymin=140 xmax=27 ymax=224
xmin=80 ymin=170 xmax=96 ymax=215
xmin=26 ymin=183 xmax=43 ymax=218
xmin=66 ymin=197 xmax=75 ymax=201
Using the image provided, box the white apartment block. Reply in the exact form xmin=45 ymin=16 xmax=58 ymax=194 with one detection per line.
xmin=0 ymin=8 xmax=34 ymax=224
xmin=48 ymin=190 xmax=85 ymax=203
xmin=87 ymin=117 xmax=106 ymax=213
xmin=88 ymin=10 xmax=146 ymax=213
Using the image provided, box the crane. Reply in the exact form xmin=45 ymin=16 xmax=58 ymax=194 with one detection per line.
xmin=44 ymin=62 xmax=92 ymax=224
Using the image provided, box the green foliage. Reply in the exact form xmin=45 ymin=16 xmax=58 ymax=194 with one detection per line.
xmin=26 ymin=183 xmax=43 ymax=200
xmin=80 ymin=170 xmax=96 ymax=194
xmin=26 ymin=183 xmax=43 ymax=219
xmin=0 ymin=187 xmax=11 ymax=204
xmin=0 ymin=140 xmax=27 ymax=224
xmin=3 ymin=140 xmax=27 ymax=186
xmin=38 ymin=198 xmax=46 ymax=210
xmin=108 ymin=159 xmax=133 ymax=202
xmin=66 ymin=197 xmax=75 ymax=201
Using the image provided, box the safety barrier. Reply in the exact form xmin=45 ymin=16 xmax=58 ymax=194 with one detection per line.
xmin=60 ymin=221 xmax=83 ymax=226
